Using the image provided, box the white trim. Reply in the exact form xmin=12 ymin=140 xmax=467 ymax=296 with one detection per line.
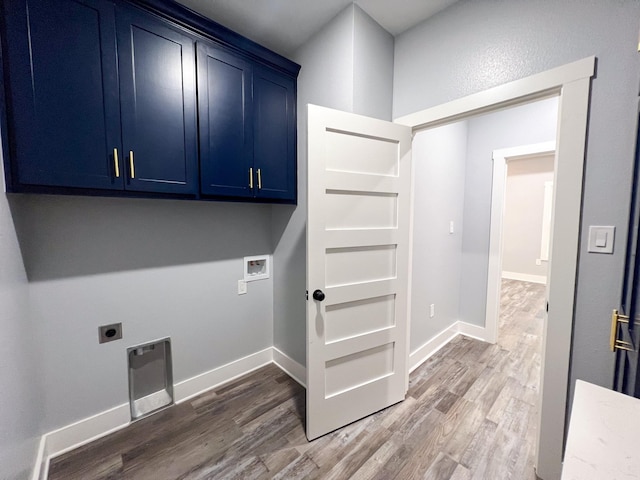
xmin=30 ymin=436 xmax=47 ymax=480
xmin=394 ymin=56 xmax=594 ymax=129
xmin=457 ymin=321 xmax=488 ymax=341
xmin=33 ymin=347 xmax=299 ymax=480
xmin=541 ymin=181 xmax=554 ymax=262
xmin=486 ymin=141 xmax=555 ymax=345
xmin=173 ymin=347 xmax=272 ymax=403
xmin=35 ymin=403 xmax=130 ymax=480
xmin=409 ymin=321 xmax=488 ymax=373
xmin=536 ymin=76 xmax=592 ymax=480
xmin=502 ymin=271 xmax=547 ymax=285
xmin=398 ymin=56 xmax=595 ymax=480
xmin=273 ymin=347 xmax=307 ymax=388
xmin=409 ymin=322 xmax=460 ymax=372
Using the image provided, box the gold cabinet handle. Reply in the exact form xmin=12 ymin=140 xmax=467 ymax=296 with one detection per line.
xmin=129 ymin=151 xmax=135 ymax=179
xmin=257 ymin=168 xmax=262 ymax=190
xmin=249 ymin=167 xmax=254 ymax=189
xmin=113 ymin=148 xmax=120 ymax=178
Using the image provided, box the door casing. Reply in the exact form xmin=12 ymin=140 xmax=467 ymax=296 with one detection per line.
xmin=395 ymin=56 xmax=595 ymax=480
xmin=486 ymin=141 xmax=557 ymax=344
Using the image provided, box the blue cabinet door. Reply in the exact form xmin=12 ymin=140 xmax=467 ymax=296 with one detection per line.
xmin=116 ymin=4 xmax=198 ymax=195
xmin=2 ymin=0 xmax=123 ymax=190
xmin=253 ymin=67 xmax=296 ymax=202
xmin=197 ymin=43 xmax=254 ymax=197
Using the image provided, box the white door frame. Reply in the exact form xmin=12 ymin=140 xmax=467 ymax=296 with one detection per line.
xmin=395 ymin=56 xmax=595 ymax=480
xmin=486 ymin=141 xmax=556 ymax=344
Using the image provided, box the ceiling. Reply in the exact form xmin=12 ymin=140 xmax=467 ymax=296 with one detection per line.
xmin=175 ymin=0 xmax=460 ymax=56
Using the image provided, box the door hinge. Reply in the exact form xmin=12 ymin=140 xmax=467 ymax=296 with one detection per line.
xmin=611 ymin=309 xmax=635 ymax=352
xmin=306 ymin=290 xmax=308 ymax=300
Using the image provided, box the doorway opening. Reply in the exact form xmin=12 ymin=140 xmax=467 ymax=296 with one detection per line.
xmin=486 ymin=140 xmax=557 ymax=344
xmin=398 ymin=57 xmax=594 ymax=479
xmin=409 ymin=97 xmax=559 ymax=478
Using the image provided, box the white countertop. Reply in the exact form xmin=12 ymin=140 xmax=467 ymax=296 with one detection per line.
xmin=562 ymin=380 xmax=640 ymax=479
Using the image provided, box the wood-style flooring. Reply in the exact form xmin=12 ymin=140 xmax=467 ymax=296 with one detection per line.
xmin=49 ymin=279 xmax=545 ymax=479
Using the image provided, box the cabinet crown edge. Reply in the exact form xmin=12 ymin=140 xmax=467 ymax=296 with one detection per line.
xmin=135 ymin=0 xmax=301 ymax=78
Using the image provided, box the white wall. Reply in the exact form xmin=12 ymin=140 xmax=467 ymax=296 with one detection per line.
xmin=410 ymin=121 xmax=467 ymax=353
xmin=10 ymin=194 xmax=273 ymax=432
xmin=0 ymin=152 xmax=43 ymax=479
xmin=459 ymin=97 xmax=558 ymax=326
xmin=393 ymin=0 xmax=640 ymax=394
xmin=503 ymin=154 xmax=554 ymax=280
xmin=273 ymin=5 xmax=394 ymax=366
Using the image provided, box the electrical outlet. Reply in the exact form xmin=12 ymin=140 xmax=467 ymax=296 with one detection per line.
xmin=99 ymin=323 xmax=122 ymax=344
xmin=238 ymin=280 xmax=247 ymax=295
xmin=429 ymin=304 xmax=435 ymax=318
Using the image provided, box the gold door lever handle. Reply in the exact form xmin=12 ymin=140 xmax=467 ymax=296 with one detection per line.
xmin=611 ymin=309 xmax=633 ymax=352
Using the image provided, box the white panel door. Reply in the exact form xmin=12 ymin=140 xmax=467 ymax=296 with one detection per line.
xmin=306 ymin=104 xmax=412 ymax=440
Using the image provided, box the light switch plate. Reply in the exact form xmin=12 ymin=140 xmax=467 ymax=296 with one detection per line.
xmin=238 ymin=280 xmax=247 ymax=295
xmin=587 ymin=226 xmax=615 ymax=254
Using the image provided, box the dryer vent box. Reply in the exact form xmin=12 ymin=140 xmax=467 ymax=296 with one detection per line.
xmin=244 ymin=255 xmax=270 ymax=281
xmin=128 ymin=338 xmax=173 ymax=421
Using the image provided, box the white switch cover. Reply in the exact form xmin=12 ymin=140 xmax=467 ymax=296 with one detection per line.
xmin=588 ymin=226 xmax=615 ymax=254
xmin=449 ymin=221 xmax=454 ymax=234
xmin=238 ymin=280 xmax=247 ymax=295
xmin=430 ymin=304 xmax=435 ymax=318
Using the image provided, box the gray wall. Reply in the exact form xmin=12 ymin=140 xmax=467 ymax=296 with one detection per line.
xmin=503 ymin=155 xmax=554 ymax=279
xmin=353 ymin=5 xmax=394 ymax=121
xmin=11 ymin=194 xmax=273 ymax=432
xmin=460 ymin=97 xmax=558 ymax=326
xmin=273 ymin=5 xmax=395 ymax=366
xmin=394 ymin=0 xmax=640 ymax=404
xmin=272 ymin=5 xmax=355 ymax=367
xmin=410 ymin=121 xmax=467 ymax=352
xmin=0 ymin=155 xmax=42 ymax=478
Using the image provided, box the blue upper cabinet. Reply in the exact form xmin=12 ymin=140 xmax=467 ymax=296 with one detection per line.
xmin=253 ymin=67 xmax=296 ymax=202
xmin=116 ymin=4 xmax=198 ymax=195
xmin=198 ymin=42 xmax=297 ymax=202
xmin=1 ymin=0 xmax=123 ymax=190
xmin=1 ymin=0 xmax=299 ymax=202
xmin=197 ymin=43 xmax=254 ymax=198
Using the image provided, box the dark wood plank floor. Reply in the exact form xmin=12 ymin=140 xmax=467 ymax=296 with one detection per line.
xmin=49 ymin=279 xmax=544 ymax=479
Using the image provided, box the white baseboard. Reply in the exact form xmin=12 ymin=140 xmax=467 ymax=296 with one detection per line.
xmin=409 ymin=321 xmax=488 ymax=373
xmin=35 ymin=402 xmax=130 ymax=480
xmin=174 ymin=347 xmax=273 ymax=403
xmin=457 ymin=321 xmax=487 ymax=341
xmin=409 ymin=322 xmax=460 ymax=373
xmin=34 ymin=347 xmax=292 ymax=480
xmin=35 ymin=326 xmax=483 ymax=478
xmin=272 ymin=347 xmax=306 ymax=388
xmin=502 ymin=271 xmax=547 ymax=285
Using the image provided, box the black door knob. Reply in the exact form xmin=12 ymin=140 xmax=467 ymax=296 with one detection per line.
xmin=312 ymin=289 xmax=325 ymax=302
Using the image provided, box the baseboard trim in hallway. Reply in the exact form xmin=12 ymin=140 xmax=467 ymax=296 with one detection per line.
xmin=409 ymin=321 xmax=488 ymax=373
